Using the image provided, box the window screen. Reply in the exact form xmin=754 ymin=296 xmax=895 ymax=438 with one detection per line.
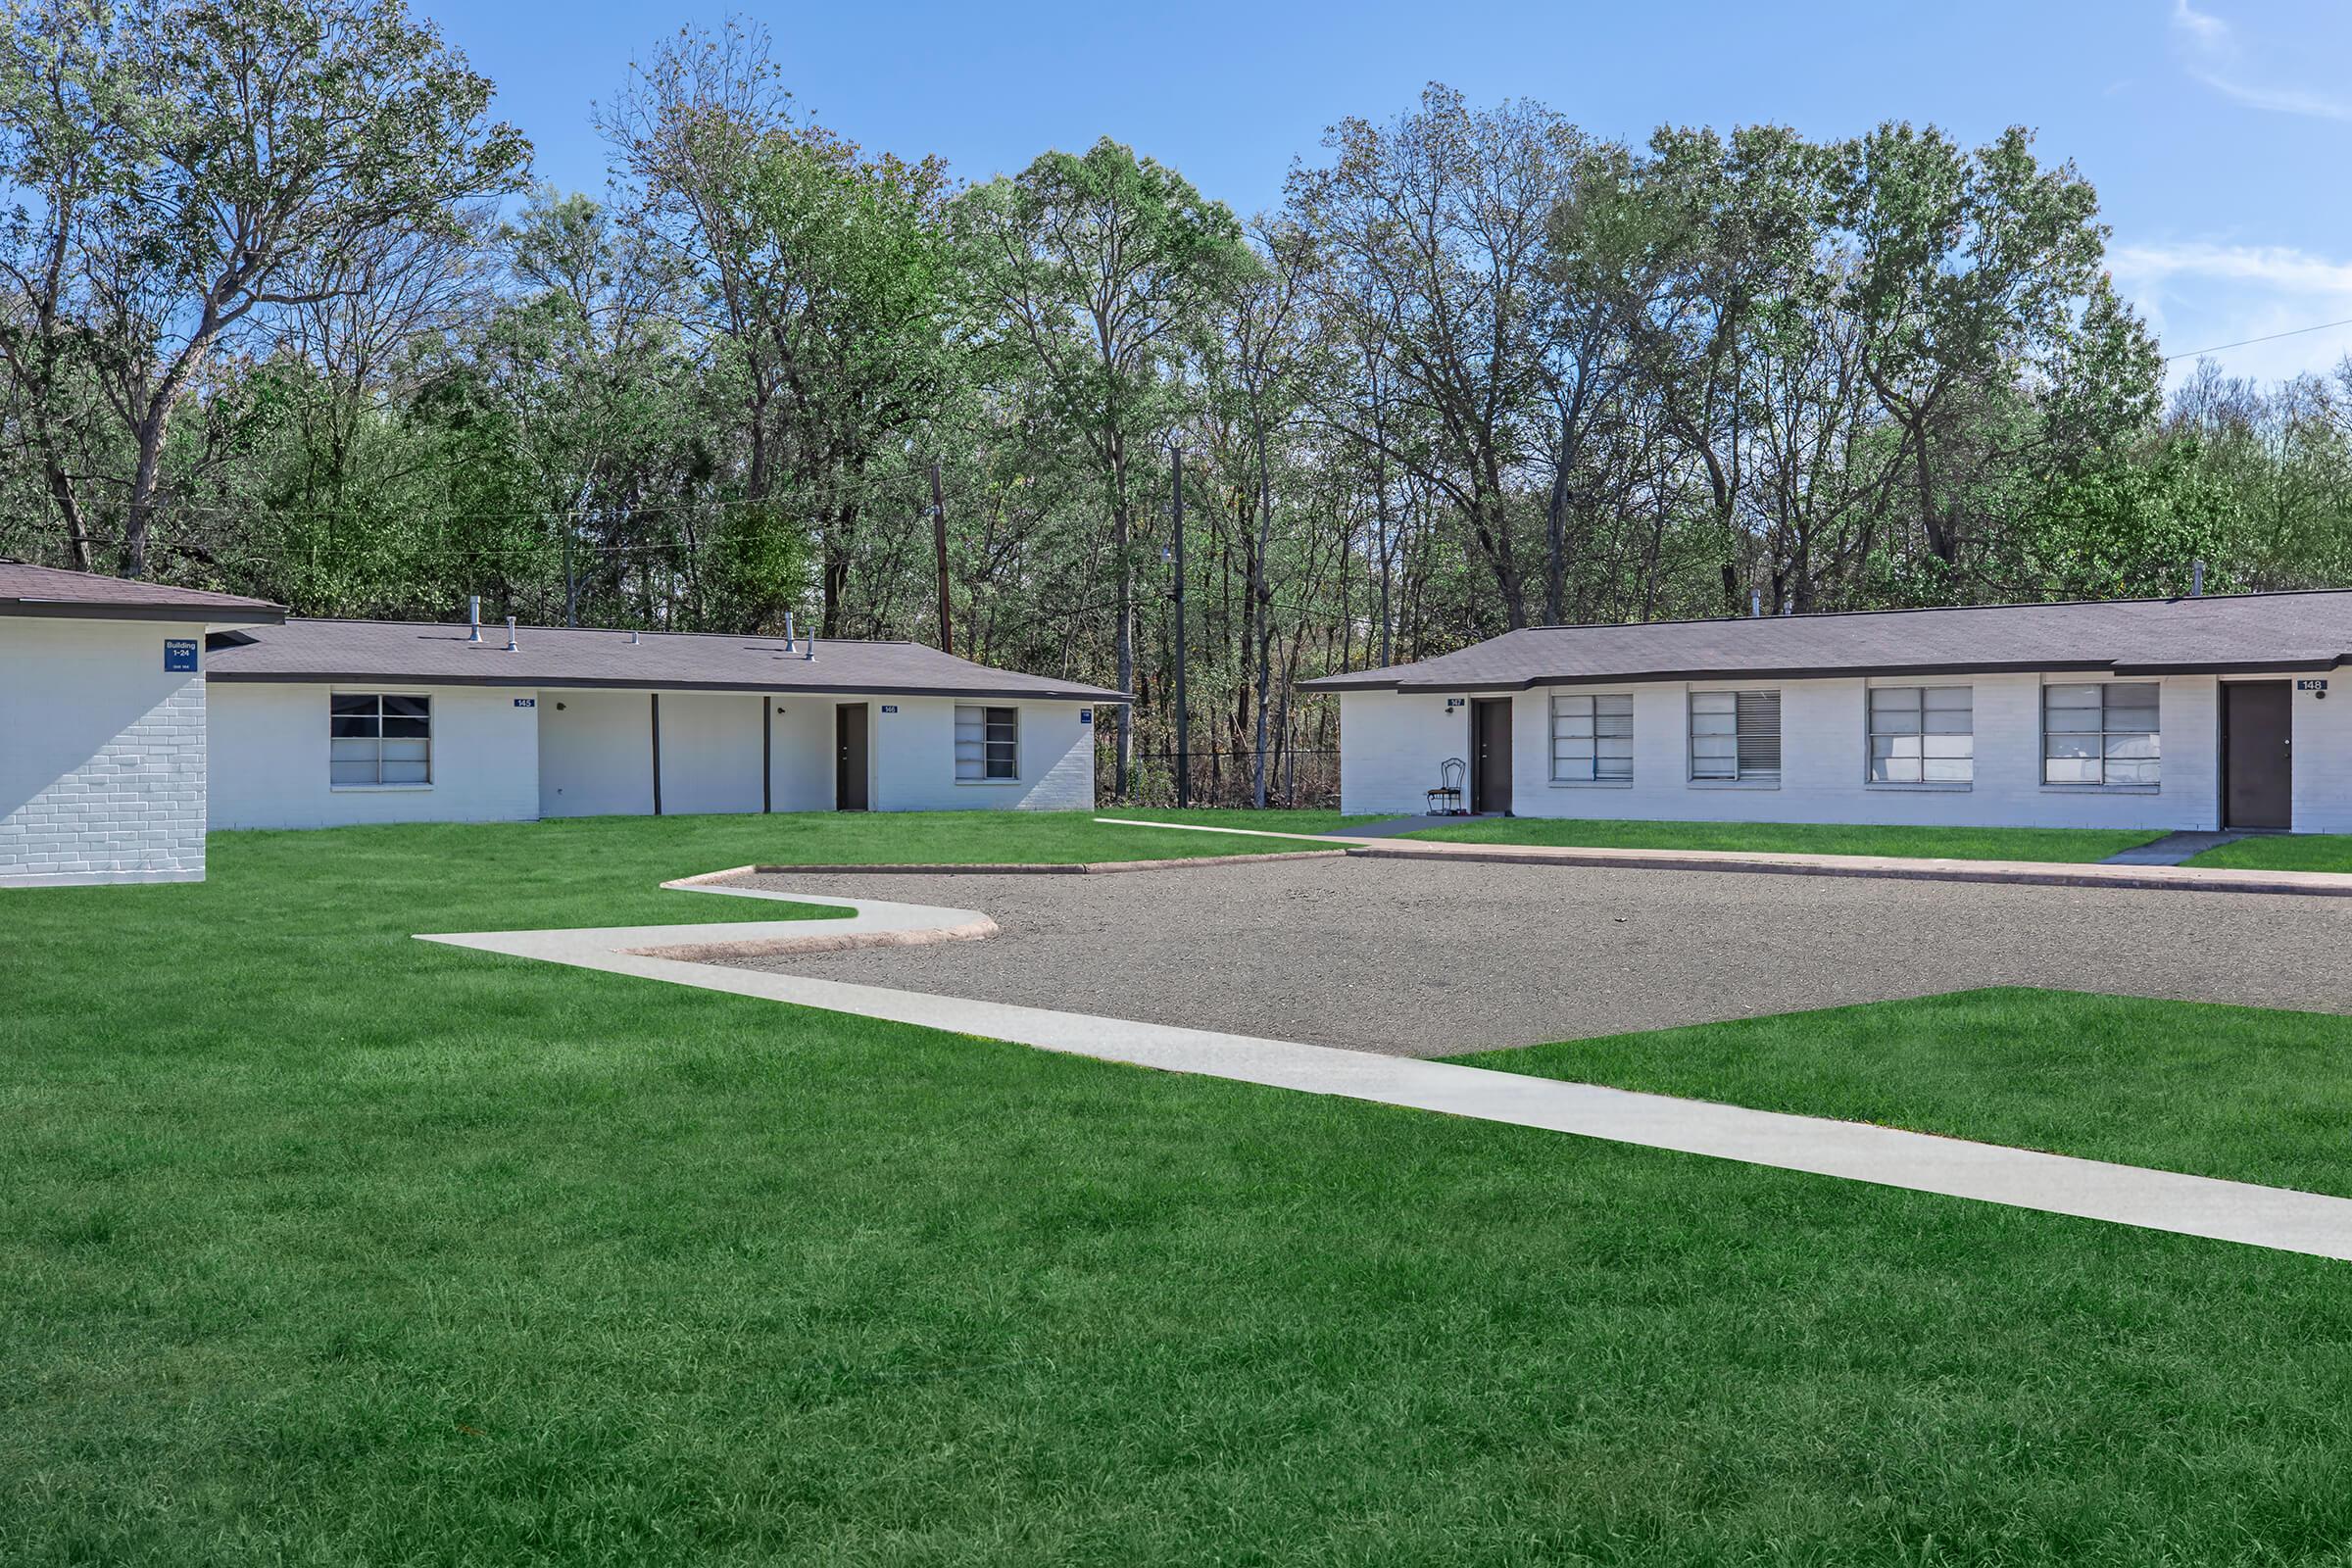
xmin=1869 ymin=686 xmax=1974 ymax=784
xmin=955 ymin=705 xmax=1018 ymax=780
xmin=1690 ymin=690 xmax=1780 ymax=781
xmin=1550 ymin=693 xmax=1633 ymax=782
xmin=329 ymin=694 xmax=430 ymax=786
xmin=2043 ymin=683 xmax=2159 ymax=786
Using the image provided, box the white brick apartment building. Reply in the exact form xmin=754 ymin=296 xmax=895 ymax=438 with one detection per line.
xmin=0 ymin=564 xmax=284 ymax=887
xmin=3 ymin=564 xmax=1124 ymax=886
xmin=1302 ymin=593 xmax=2352 ymax=835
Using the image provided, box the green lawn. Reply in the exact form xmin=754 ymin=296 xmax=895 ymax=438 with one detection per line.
xmin=701 ymin=806 xmax=1363 ymax=864
xmin=1404 ymin=814 xmax=2168 ymax=862
xmin=1092 ymin=805 xmax=1380 ymax=835
xmin=10 ymin=817 xmax=2352 ymax=1564
xmin=2187 ymin=833 xmax=2352 ymax=873
xmin=1454 ymin=987 xmax=2352 ymax=1199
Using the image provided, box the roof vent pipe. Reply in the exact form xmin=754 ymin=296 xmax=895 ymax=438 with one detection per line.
xmin=467 ymin=595 xmax=482 ymax=645
xmin=2191 ymin=559 xmax=2206 ymax=597
xmin=630 ymin=629 xmax=640 ymax=645
xmin=783 ymin=612 xmax=795 ymax=651
xmin=505 ymin=615 xmax=517 ymax=653
xmin=805 ymin=630 xmax=815 ymax=662
xmin=1749 ymin=589 xmax=1761 ymax=618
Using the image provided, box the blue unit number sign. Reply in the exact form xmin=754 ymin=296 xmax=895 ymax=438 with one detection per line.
xmin=2296 ymin=679 xmax=2328 ymax=693
xmin=880 ymin=704 xmax=899 ymax=713
xmin=164 ymin=638 xmax=198 ymax=672
xmin=513 ymin=697 xmax=536 ymax=708
xmin=1079 ymin=709 xmax=1093 ymax=724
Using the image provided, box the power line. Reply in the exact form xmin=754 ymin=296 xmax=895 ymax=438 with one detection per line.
xmin=2166 ymin=317 xmax=2352 ymax=363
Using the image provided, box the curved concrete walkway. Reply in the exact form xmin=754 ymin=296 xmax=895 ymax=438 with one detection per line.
xmin=416 ymin=871 xmax=2352 ymax=1262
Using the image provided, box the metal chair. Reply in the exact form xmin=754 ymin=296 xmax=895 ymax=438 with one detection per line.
xmin=1426 ymin=757 xmax=1465 ymax=816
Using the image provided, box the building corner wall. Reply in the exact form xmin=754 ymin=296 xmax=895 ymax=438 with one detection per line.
xmin=2290 ymin=676 xmax=2351 ymax=834
xmin=0 ymin=618 xmax=208 ymax=887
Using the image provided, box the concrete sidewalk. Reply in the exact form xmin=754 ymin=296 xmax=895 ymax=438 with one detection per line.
xmin=420 ymin=873 xmax=2352 ymax=1262
xmin=2101 ymin=829 xmax=2250 ymax=865
xmin=1096 ymin=817 xmax=2352 ymax=897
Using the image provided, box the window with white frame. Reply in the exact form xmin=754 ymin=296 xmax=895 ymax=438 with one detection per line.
xmin=1550 ymin=693 xmax=1634 ymax=782
xmin=2042 ymin=682 xmax=2160 ymax=786
xmin=329 ymin=693 xmax=430 ymax=786
xmin=1869 ymin=686 xmax=1974 ymax=784
xmin=1690 ymin=690 xmax=1781 ymax=782
xmin=955 ymin=705 xmax=1018 ymax=780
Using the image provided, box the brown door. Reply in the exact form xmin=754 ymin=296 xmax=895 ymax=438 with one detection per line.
xmin=1471 ymin=698 xmax=1513 ymax=814
xmin=835 ymin=704 xmax=869 ymax=811
xmin=2224 ymin=682 xmax=2291 ymax=829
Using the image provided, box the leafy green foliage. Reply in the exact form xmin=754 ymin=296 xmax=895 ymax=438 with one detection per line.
xmin=2021 ymin=437 xmax=2242 ymax=600
xmin=0 ymin=35 xmax=2344 ymax=807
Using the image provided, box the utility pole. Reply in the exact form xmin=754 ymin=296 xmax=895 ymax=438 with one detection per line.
xmin=1171 ymin=447 xmax=1190 ymax=809
xmin=929 ymin=460 xmax=953 ymax=652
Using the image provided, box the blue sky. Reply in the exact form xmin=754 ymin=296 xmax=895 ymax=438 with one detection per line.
xmin=424 ymin=0 xmax=2352 ymax=388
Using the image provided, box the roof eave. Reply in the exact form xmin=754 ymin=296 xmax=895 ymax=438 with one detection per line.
xmin=0 ymin=599 xmax=286 ymax=627
xmin=2110 ymin=656 xmax=2352 ymax=676
xmin=1311 ymin=659 xmax=2130 ymax=694
xmin=205 ymin=668 xmax=1127 ymax=702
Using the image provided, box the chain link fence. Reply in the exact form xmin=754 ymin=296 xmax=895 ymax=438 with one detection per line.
xmin=1096 ymin=746 xmax=1343 ymax=810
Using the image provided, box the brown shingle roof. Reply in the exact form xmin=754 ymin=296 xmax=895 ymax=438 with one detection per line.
xmin=0 ymin=561 xmax=284 ymax=622
xmin=1298 ymin=590 xmax=2352 ymax=693
xmin=205 ymin=616 xmax=1129 ymax=703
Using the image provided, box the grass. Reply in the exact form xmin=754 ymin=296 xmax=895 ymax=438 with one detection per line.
xmin=1403 ymin=814 xmax=2169 ymax=862
xmin=704 ymin=806 xmax=1368 ymax=863
xmin=1453 ymin=987 xmax=2352 ymax=1199
xmin=2187 ymin=833 xmax=2352 ymax=873
xmin=10 ymin=815 xmax=2352 ymax=1564
xmin=1089 ymin=805 xmax=1379 ymax=836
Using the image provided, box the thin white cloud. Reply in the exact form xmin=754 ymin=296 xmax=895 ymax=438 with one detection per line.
xmin=2109 ymin=239 xmax=2352 ymax=382
xmin=2112 ymin=240 xmax=2352 ymax=295
xmin=2168 ymin=0 xmax=2352 ymax=121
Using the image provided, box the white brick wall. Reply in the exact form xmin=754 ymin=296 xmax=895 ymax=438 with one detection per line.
xmin=1338 ymin=670 xmax=2292 ymax=832
xmin=209 ymin=682 xmax=542 ymax=829
xmin=1 ymin=617 xmax=208 ymax=887
xmin=871 ymin=696 xmax=1097 ymax=811
xmin=1339 ymin=691 xmax=1472 ymax=816
xmin=208 ymin=681 xmax=1100 ymax=825
xmin=2291 ymin=674 xmax=2352 ymax=834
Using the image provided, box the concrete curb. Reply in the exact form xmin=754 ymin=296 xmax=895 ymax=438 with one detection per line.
xmin=624 ymin=916 xmax=1000 ymax=963
xmin=1342 ymin=840 xmax=2352 ymax=898
xmin=725 ymin=849 xmax=1349 ymax=876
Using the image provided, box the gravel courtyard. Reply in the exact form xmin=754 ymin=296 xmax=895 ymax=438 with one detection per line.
xmin=712 ymin=856 xmax=2352 ymax=1056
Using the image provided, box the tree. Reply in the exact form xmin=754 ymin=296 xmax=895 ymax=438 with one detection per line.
xmin=956 ymin=137 xmax=1247 ymax=797
xmin=603 ymin=20 xmax=958 ymax=633
xmin=1837 ymin=122 xmax=2162 ymax=581
xmin=2023 ymin=436 xmax=2238 ymax=600
xmin=1290 ymin=86 xmax=1588 ymax=631
xmin=0 ymin=0 xmax=145 ymax=568
xmin=4 ymin=0 xmax=530 ymax=575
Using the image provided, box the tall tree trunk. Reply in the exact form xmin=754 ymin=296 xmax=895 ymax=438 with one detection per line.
xmin=1108 ymin=435 xmax=1133 ymax=800
xmin=1544 ymin=460 xmax=1570 ymax=626
xmin=1250 ymin=428 xmax=1274 ymax=808
xmin=1475 ymin=489 xmax=1529 ymax=628
xmin=1372 ymin=416 xmax=1395 ymax=668
xmin=44 ymin=458 xmax=93 ymax=572
xmin=122 ymin=405 xmax=172 ymax=578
